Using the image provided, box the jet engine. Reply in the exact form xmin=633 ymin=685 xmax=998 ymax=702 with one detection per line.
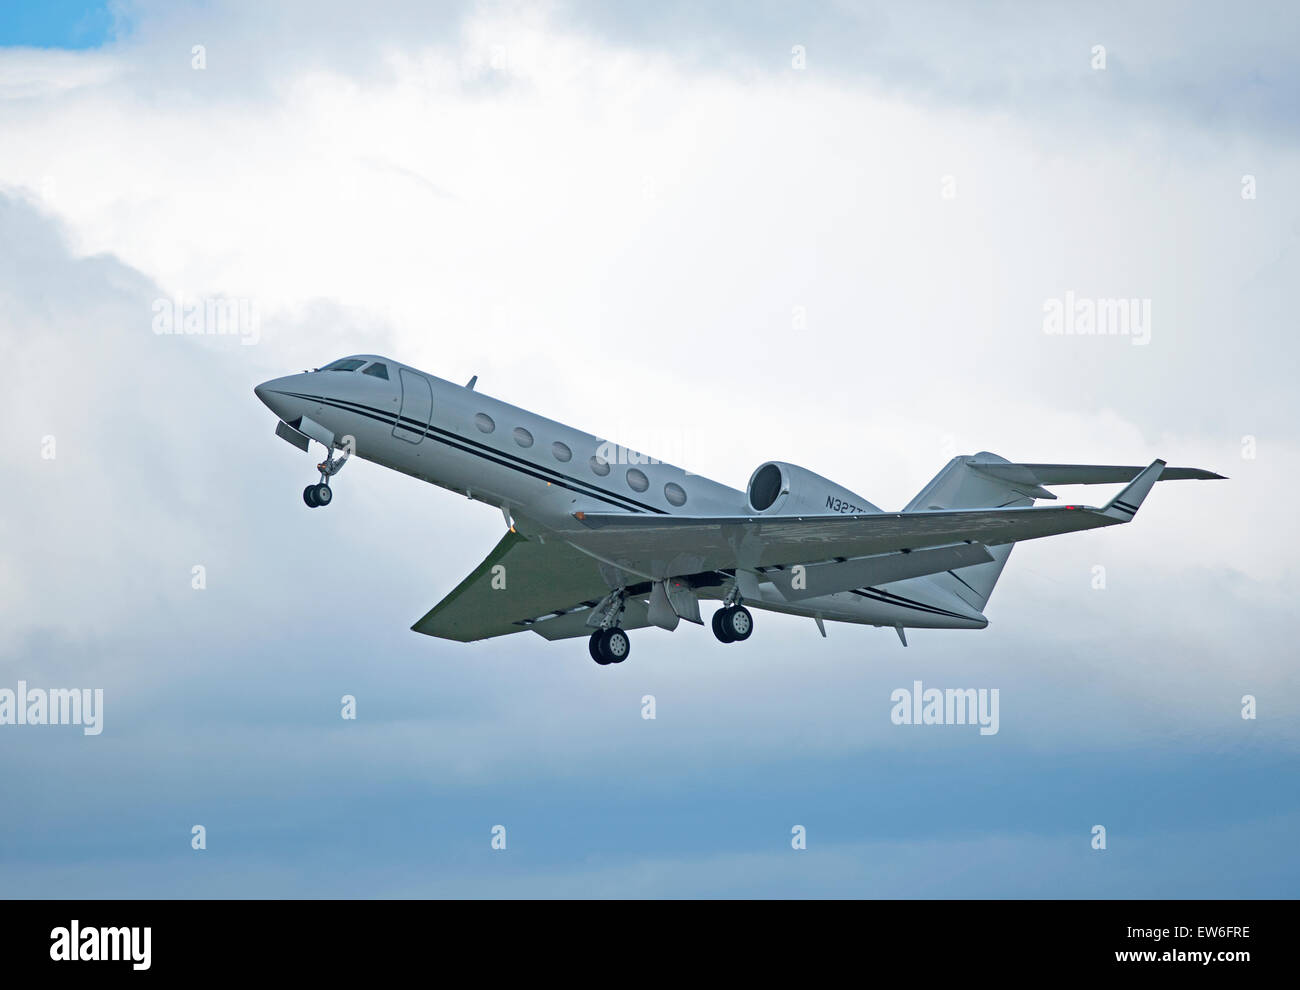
xmin=745 ymin=461 xmax=881 ymax=516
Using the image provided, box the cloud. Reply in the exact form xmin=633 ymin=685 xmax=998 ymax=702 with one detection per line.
xmin=557 ymin=0 xmax=1300 ymax=144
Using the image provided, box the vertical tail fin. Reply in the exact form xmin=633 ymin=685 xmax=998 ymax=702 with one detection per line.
xmin=904 ymin=452 xmax=1038 ymax=611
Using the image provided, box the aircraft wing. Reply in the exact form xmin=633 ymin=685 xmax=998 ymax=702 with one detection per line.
xmin=411 ymin=530 xmax=619 ymax=642
xmin=564 ymin=460 xmax=1171 ymax=580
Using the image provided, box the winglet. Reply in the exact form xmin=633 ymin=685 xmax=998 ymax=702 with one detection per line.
xmin=1101 ymin=459 xmax=1165 ymax=521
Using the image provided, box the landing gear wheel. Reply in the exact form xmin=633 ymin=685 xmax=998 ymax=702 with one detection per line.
xmin=603 ymin=628 xmax=630 ymax=664
xmin=725 ymin=605 xmax=753 ymax=641
xmin=313 ymin=483 xmax=332 ymax=506
xmin=714 ymin=606 xmax=753 ymax=643
xmin=712 ymin=608 xmax=736 ymax=643
xmin=589 ymin=628 xmax=629 ymax=665
xmin=303 ymin=485 xmax=320 ymax=508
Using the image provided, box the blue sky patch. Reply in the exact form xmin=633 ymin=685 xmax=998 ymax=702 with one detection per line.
xmin=0 ymin=1 xmax=121 ymax=49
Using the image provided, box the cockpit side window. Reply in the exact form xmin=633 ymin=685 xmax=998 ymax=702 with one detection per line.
xmin=321 ymin=358 xmax=366 ymax=372
xmin=362 ymin=362 xmax=389 ymax=380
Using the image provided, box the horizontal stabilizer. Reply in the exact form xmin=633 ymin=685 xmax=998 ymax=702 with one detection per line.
xmin=970 ymin=461 xmax=1224 ymax=487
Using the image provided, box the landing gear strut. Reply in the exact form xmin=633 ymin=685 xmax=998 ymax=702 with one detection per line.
xmin=587 ymin=589 xmax=631 ymax=665
xmin=303 ymin=442 xmax=349 ymax=509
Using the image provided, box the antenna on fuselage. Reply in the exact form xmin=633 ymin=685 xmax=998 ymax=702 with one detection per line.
xmin=465 ymin=375 xmax=478 ymax=390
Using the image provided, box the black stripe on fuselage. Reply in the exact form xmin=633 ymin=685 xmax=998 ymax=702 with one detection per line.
xmin=280 ymin=390 xmax=668 ymax=515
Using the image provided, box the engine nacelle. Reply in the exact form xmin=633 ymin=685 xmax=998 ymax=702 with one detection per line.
xmin=746 ymin=461 xmax=881 ymax=516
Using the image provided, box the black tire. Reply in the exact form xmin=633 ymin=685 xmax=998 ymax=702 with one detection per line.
xmin=303 ymin=485 xmax=319 ymax=507
xmin=726 ymin=605 xmax=753 ymax=642
xmin=314 ymin=483 xmax=333 ymax=506
xmin=604 ymin=628 xmax=630 ymax=664
xmin=712 ymin=608 xmax=736 ymax=643
xmin=589 ymin=631 xmax=611 ymax=665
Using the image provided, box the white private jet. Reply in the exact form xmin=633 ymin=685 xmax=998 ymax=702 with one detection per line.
xmin=255 ymin=355 xmax=1224 ymax=664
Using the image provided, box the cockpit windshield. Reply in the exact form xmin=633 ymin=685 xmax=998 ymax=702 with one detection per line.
xmin=321 ymin=358 xmax=366 ymax=372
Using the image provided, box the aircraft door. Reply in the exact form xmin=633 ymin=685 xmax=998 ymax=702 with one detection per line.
xmin=393 ymin=368 xmax=434 ymax=443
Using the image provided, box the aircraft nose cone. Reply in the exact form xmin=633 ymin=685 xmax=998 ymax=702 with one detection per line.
xmin=255 ymin=375 xmax=301 ymax=420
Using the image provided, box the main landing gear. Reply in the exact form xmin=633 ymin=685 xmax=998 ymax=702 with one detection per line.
xmin=712 ymin=605 xmax=754 ymax=643
xmin=584 ymin=588 xmax=754 ymax=665
xmin=588 ymin=589 xmax=631 ymax=665
xmin=302 ymin=443 xmax=349 ymax=509
xmin=588 ymin=627 xmax=631 ymax=665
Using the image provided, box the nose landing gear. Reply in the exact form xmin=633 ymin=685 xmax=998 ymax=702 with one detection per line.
xmin=303 ymin=483 xmax=332 ymax=507
xmin=302 ymin=443 xmax=349 ymax=509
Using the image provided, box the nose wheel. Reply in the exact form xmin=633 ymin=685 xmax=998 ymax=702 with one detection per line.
xmin=303 ymin=483 xmax=333 ymax=508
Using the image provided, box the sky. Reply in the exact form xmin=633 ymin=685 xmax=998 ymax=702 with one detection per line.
xmin=0 ymin=0 xmax=1297 ymax=897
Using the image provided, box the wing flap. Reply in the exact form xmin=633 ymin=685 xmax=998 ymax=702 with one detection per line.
xmin=525 ymin=598 xmax=655 ymax=641
xmin=766 ymin=542 xmax=995 ymax=601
